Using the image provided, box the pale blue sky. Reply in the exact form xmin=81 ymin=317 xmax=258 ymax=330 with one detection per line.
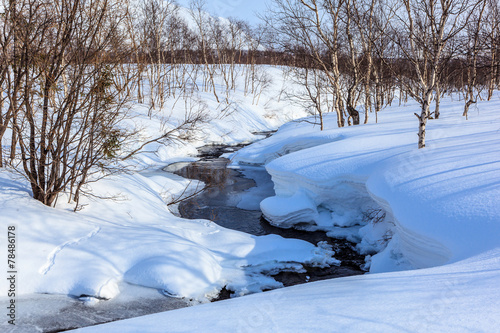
xmin=176 ymin=0 xmax=271 ymax=25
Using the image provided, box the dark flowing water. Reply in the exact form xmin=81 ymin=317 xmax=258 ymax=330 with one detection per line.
xmin=9 ymin=142 xmax=365 ymax=333
xmin=165 ymin=144 xmax=365 ymax=289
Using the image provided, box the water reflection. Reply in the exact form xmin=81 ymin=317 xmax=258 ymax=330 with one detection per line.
xmin=166 ymin=148 xmax=366 ymax=287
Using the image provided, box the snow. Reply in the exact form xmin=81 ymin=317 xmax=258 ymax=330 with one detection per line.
xmin=73 ymin=248 xmax=500 ymax=333
xmin=120 ymin=65 xmax=307 ymax=170
xmin=1 ymin=61 xmax=500 ymax=331
xmin=73 ymin=93 xmax=499 ymax=332
xmin=0 ymin=65 xmax=328 ymax=331
xmin=0 ymin=165 xmax=338 ymax=306
xmin=231 ymin=97 xmax=500 ymax=273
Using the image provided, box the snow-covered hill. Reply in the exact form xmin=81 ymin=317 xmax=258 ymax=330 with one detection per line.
xmin=1 ymin=61 xmax=499 ymax=331
xmin=76 ymin=93 xmax=500 ymax=332
xmin=0 ymin=65 xmax=313 ymax=331
xmin=231 ymin=97 xmax=500 ymax=273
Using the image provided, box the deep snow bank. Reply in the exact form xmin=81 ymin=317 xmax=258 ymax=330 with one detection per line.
xmin=231 ymin=96 xmax=500 ymax=272
xmin=73 ymin=247 xmax=500 ymax=333
xmin=70 ymin=94 xmax=500 ymax=333
xmin=0 ymin=65 xmax=324 ymax=306
xmin=0 ymin=160 xmax=337 ymax=304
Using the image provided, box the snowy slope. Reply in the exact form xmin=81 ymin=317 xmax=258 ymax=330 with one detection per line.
xmin=0 ymin=65 xmax=317 ymax=332
xmin=74 ymin=248 xmax=500 ymax=332
xmin=233 ymin=97 xmax=500 ymax=272
xmin=1 ymin=57 xmax=499 ymax=331
xmin=121 ymin=65 xmax=306 ymax=170
xmin=74 ymin=93 xmax=500 ymax=332
xmin=0 ymin=168 xmax=336 ymax=303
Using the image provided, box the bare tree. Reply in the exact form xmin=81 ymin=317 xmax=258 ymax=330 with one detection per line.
xmin=302 ymin=0 xmax=349 ymax=126
xmin=461 ymin=0 xmax=487 ymax=119
xmin=0 ymin=0 xmax=24 ymax=167
xmin=121 ymin=96 xmax=207 ymax=160
xmin=140 ymin=0 xmax=178 ymax=111
xmin=265 ymin=0 xmax=347 ymax=127
xmin=343 ymin=0 xmax=362 ymax=125
xmin=387 ymin=0 xmax=481 ymax=148
xmin=284 ymin=65 xmax=331 ymax=130
xmin=0 ymin=1 xmax=11 ymax=167
xmin=189 ymin=0 xmax=220 ymax=103
xmin=351 ymin=0 xmax=390 ymax=124
xmin=485 ymin=0 xmax=500 ymax=100
xmin=3 ymin=0 xmax=135 ymax=207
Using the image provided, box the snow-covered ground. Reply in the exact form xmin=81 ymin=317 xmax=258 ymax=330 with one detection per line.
xmin=74 ymin=93 xmax=500 ymax=332
xmin=1 ymin=61 xmax=499 ymax=332
xmin=232 ymin=97 xmax=500 ymax=273
xmin=0 ymin=66 xmax=334 ymax=331
xmin=74 ymin=248 xmax=500 ymax=332
xmin=0 ymin=168 xmax=334 ymax=301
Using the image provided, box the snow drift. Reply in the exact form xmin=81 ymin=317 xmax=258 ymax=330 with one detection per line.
xmin=231 ymin=97 xmax=500 ymax=272
xmin=74 ymin=93 xmax=500 ymax=333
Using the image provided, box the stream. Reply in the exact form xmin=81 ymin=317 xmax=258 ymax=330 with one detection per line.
xmin=165 ymin=143 xmax=365 ymax=291
xmin=8 ymin=139 xmax=365 ymax=333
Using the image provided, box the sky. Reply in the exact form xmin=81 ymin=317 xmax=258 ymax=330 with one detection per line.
xmin=175 ymin=0 xmax=271 ymax=25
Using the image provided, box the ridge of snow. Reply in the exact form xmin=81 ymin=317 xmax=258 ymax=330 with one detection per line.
xmin=74 ymin=247 xmax=500 ymax=333
xmin=231 ymin=96 xmax=500 ymax=272
xmin=0 ymin=66 xmax=319 ymax=307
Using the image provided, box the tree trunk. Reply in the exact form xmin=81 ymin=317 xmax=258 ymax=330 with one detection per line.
xmin=10 ymin=121 xmax=16 ymax=162
xmin=138 ymin=69 xmax=143 ymax=103
xmin=319 ymin=110 xmax=324 ymax=131
xmin=463 ymin=100 xmax=474 ymax=120
xmin=364 ymin=82 xmax=371 ymax=124
xmin=488 ymin=51 xmax=497 ymax=101
xmin=347 ymin=105 xmax=360 ymax=125
xmin=335 ymin=90 xmax=345 ymax=127
xmin=434 ymin=83 xmax=441 ymax=119
xmin=416 ymin=91 xmax=433 ymax=148
xmin=417 ymin=112 xmax=427 ymax=149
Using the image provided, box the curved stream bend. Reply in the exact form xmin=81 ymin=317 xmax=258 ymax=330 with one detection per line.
xmin=165 ymin=143 xmax=365 ymax=290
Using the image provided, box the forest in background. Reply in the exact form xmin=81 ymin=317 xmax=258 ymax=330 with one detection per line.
xmin=0 ymin=0 xmax=499 ymax=206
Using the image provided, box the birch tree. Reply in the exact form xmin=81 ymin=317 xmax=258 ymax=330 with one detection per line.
xmin=461 ymin=0 xmax=487 ymax=119
xmin=267 ymin=0 xmax=347 ymax=127
xmin=485 ymin=0 xmax=500 ymax=100
xmin=389 ymin=0 xmax=481 ymax=148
